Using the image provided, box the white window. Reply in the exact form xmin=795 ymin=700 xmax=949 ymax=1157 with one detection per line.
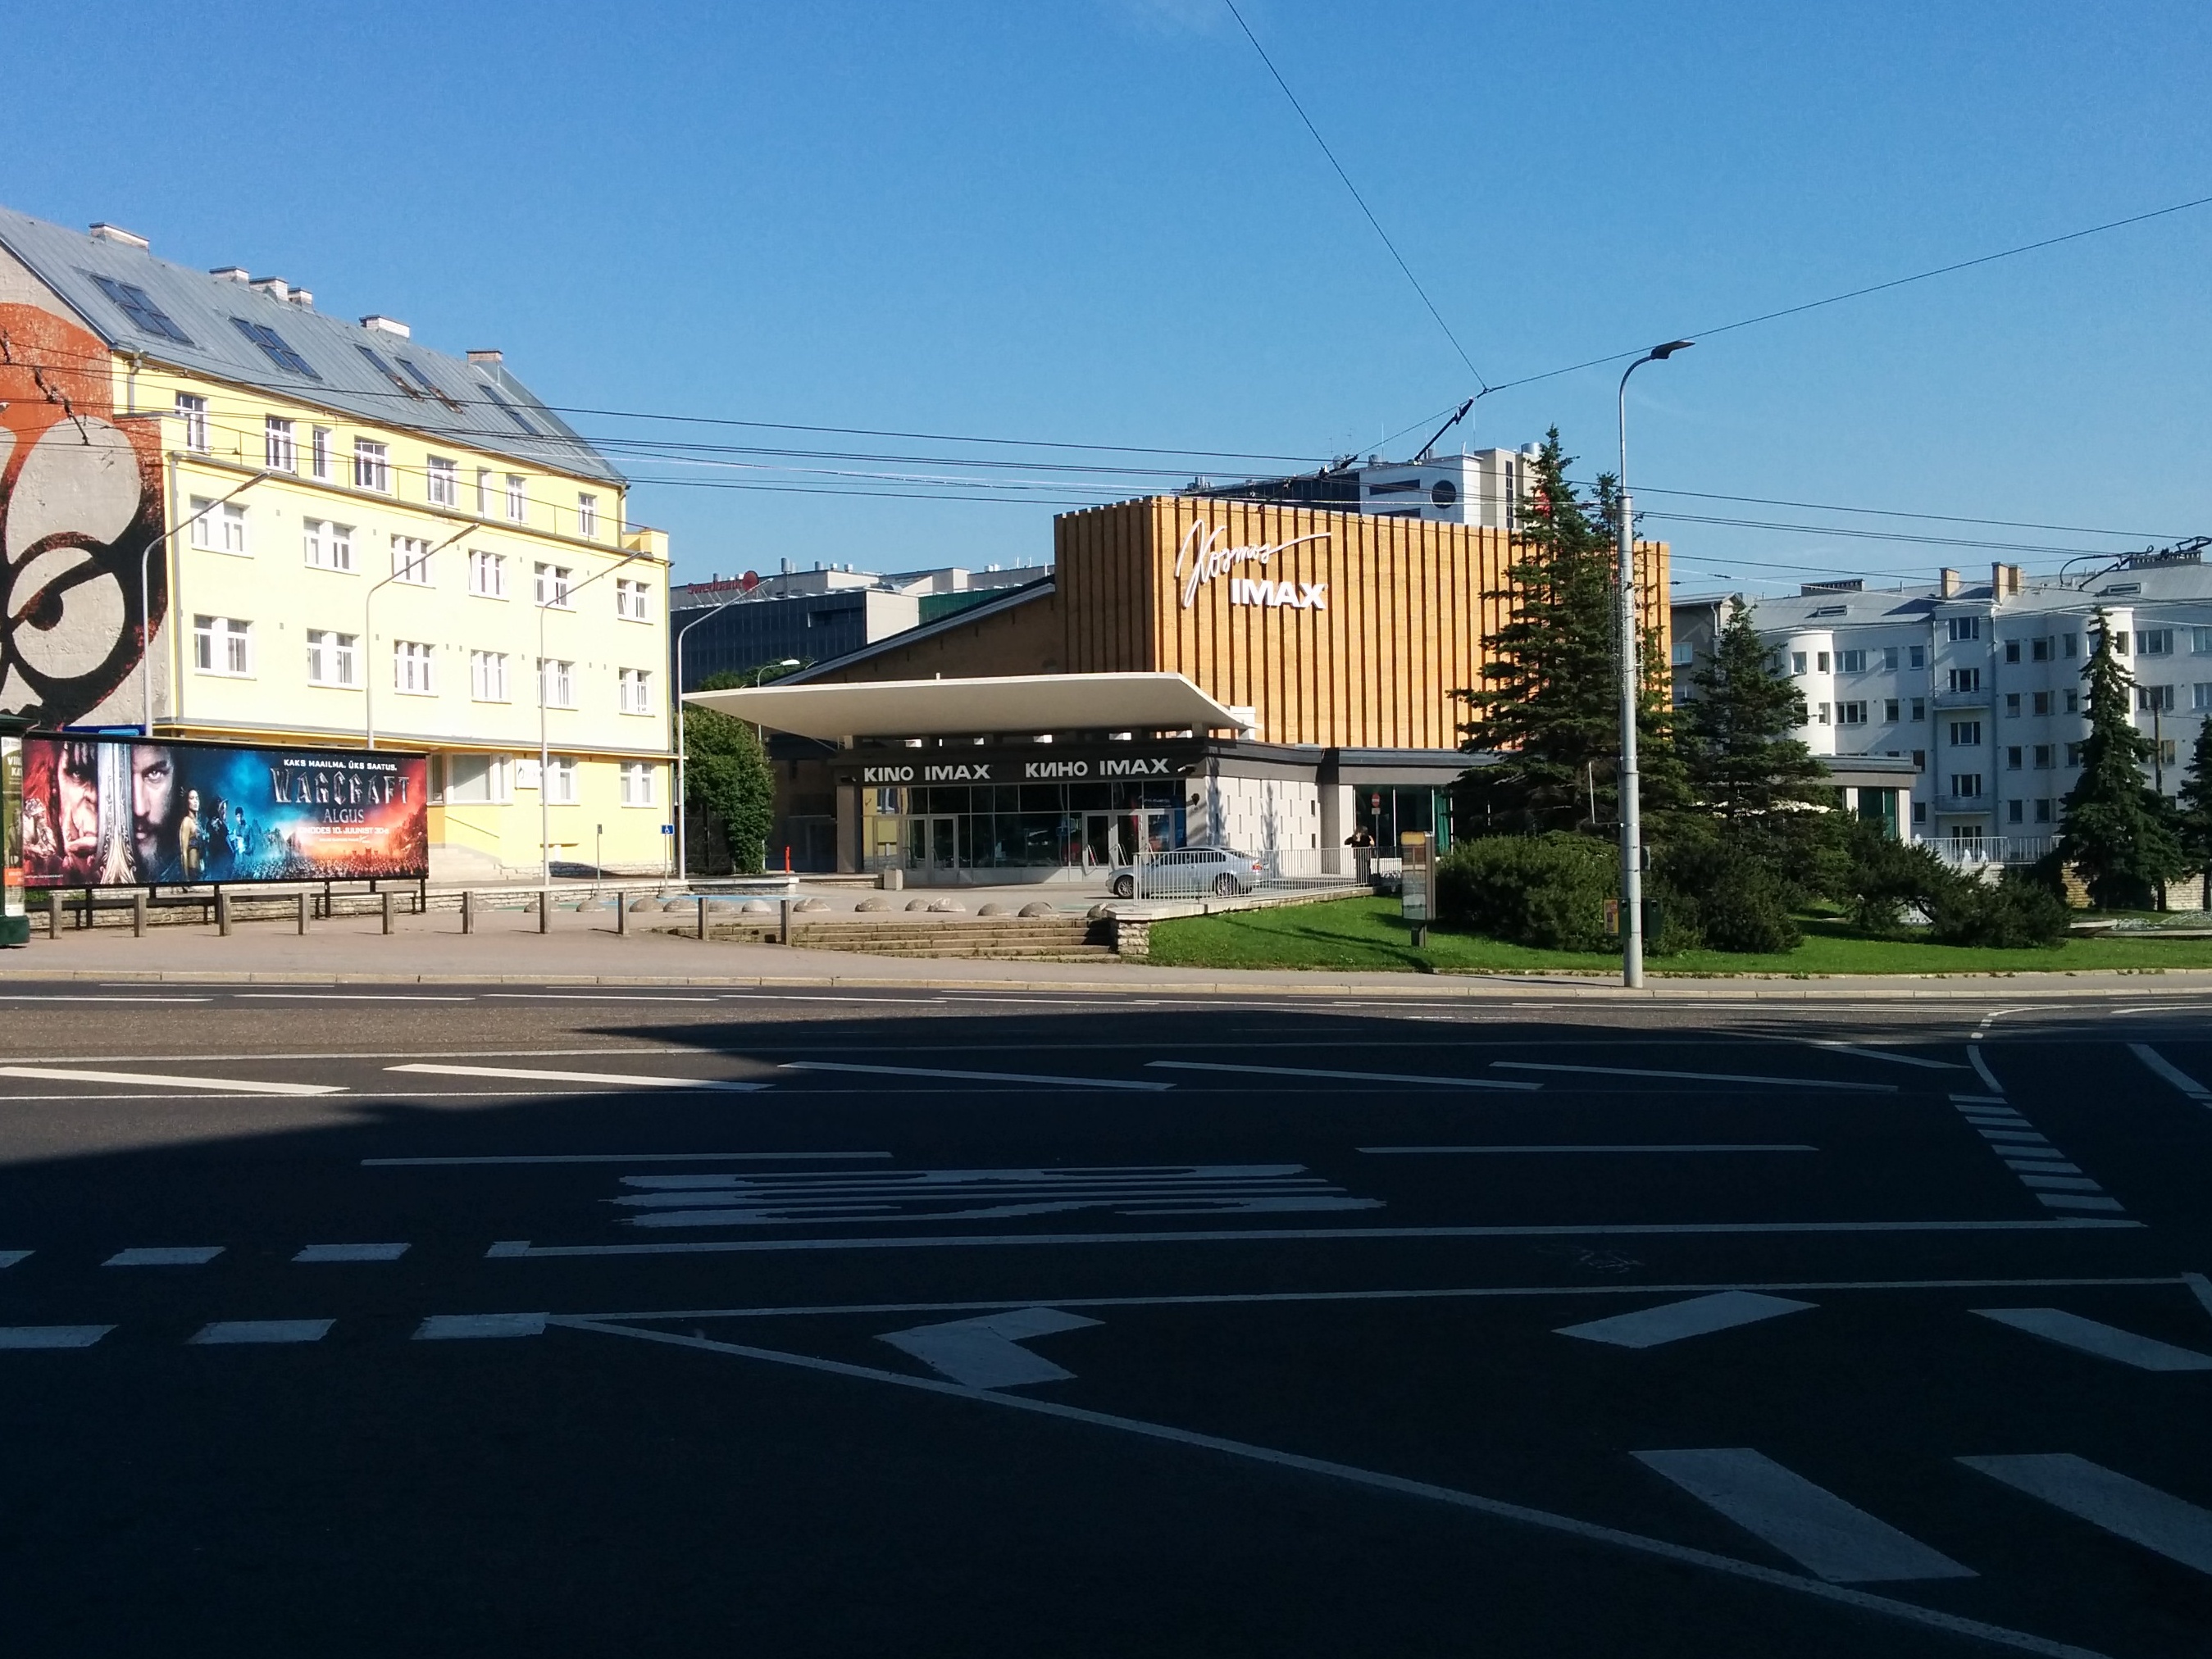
xmin=2139 ymin=684 xmax=2177 ymax=712
xmin=306 ymin=629 xmax=358 ymax=687
xmin=176 ymin=393 xmax=208 ymax=452
xmin=188 ymin=496 xmax=216 ymax=550
xmin=619 ymin=761 xmax=655 ymax=806
xmin=1884 ymin=698 xmax=1900 ymax=722
xmin=2195 ymin=683 xmax=2212 ymax=711
xmin=618 ymin=666 xmax=653 ymax=715
xmin=303 ymin=519 xmax=357 ymax=572
xmin=1882 ymin=646 xmax=1900 ymax=671
xmin=2032 ymin=690 xmax=2051 ymax=716
xmin=1815 ymin=702 xmax=1830 ymax=725
xmin=394 ymin=640 xmax=436 ymax=695
xmin=2195 ymin=628 xmax=2212 ymax=655
xmin=1948 ymin=668 xmax=1982 ymax=693
xmin=1837 ymin=701 xmax=1867 ymax=725
xmin=1948 ymin=720 xmax=1982 ymax=745
xmin=1946 ymin=616 xmax=1982 ymax=642
xmin=310 ymin=425 xmax=331 ymax=480
xmin=2139 ymin=628 xmax=2173 ymax=657
xmin=2065 ymin=690 xmax=2080 ymax=714
xmin=354 ymin=439 xmax=389 ymax=492
xmin=467 ymin=548 xmax=507 ymax=598
xmin=426 ymin=455 xmax=458 ymax=507
xmin=577 ymin=493 xmax=599 ymax=539
xmin=544 ymin=756 xmax=579 ymax=804
xmin=442 ymin=752 xmax=511 ymax=804
xmin=1909 ymin=645 xmax=1927 ymax=669
xmin=265 ymin=416 xmax=295 ymax=472
xmin=2111 ymin=630 xmax=2131 ymax=655
xmin=2032 ymin=744 xmax=2053 ymax=769
xmin=537 ymin=657 xmax=575 ymax=707
xmin=1837 ymin=649 xmax=1866 ymax=674
xmin=1909 ymin=698 xmax=1927 ymax=721
xmin=190 ymin=497 xmax=248 ymax=554
xmin=534 ymin=561 xmax=571 ymax=608
xmin=390 ymin=535 xmax=434 ymax=585
xmin=2005 ymin=746 xmax=2023 ymax=770
xmin=505 ymin=475 xmax=528 ymax=522
xmin=193 ymin=615 xmax=253 ymax=676
xmin=1950 ymin=772 xmax=1982 ymax=798
xmin=1791 ymin=652 xmax=1807 ymax=675
xmin=470 ymin=650 xmax=510 ymax=702
xmin=2005 ymin=693 xmax=2020 ymax=717
xmin=615 ymin=576 xmax=651 ymax=620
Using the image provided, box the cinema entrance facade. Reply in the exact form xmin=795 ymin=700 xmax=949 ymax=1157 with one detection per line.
xmin=687 ymin=496 xmax=1669 ymax=884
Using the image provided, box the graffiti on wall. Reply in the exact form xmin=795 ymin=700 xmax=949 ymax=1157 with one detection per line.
xmin=0 ymin=304 xmax=166 ymax=727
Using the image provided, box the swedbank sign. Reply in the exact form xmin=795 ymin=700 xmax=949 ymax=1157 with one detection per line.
xmin=1175 ymin=521 xmax=1329 ymax=612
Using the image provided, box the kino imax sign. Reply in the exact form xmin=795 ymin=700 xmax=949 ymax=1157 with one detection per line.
xmin=859 ymin=757 xmax=1182 ymax=784
xmin=1175 ymin=521 xmax=1329 ymax=611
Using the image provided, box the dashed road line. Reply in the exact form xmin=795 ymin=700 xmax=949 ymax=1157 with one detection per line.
xmin=1491 ymin=1061 xmax=1894 ymax=1093
xmin=362 ymin=1150 xmax=890 ymax=1167
xmin=0 ymin=1325 xmax=112 ymax=1348
xmin=104 ymin=1246 xmax=224 ymax=1266
xmin=1146 ymin=1060 xmax=1537 ymax=1090
xmin=1808 ymin=1041 xmax=1964 ymax=1070
xmin=294 ymin=1243 xmax=409 ymax=1262
xmin=387 ymin=1062 xmax=768 ymax=1092
xmin=781 ymin=1061 xmax=1172 ymax=1092
xmin=190 ymin=1319 xmax=334 ymax=1345
xmin=413 ymin=1312 xmax=547 ymax=1340
xmin=1972 ymin=1307 xmax=2212 ymax=1371
xmin=239 ymin=993 xmax=471 ymax=1002
xmin=0 ymin=1064 xmax=344 ymax=1097
xmin=1961 ymin=1455 xmax=2212 ymax=1576
xmin=1359 ymin=1144 xmax=1816 ymax=1156
xmin=1557 ymin=1292 xmax=1815 ymax=1350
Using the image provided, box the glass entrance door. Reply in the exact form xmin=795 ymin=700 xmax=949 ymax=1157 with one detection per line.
xmin=904 ymin=816 xmax=958 ymax=875
xmin=1081 ymin=812 xmax=1118 ymax=869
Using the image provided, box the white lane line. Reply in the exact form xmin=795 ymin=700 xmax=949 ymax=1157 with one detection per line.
xmin=363 ymin=1150 xmax=890 ymax=1167
xmin=0 ymin=995 xmax=212 ymax=1002
xmin=0 ymin=1249 xmax=28 ymax=1270
xmin=1635 ymin=1448 xmax=1974 ymax=1583
xmin=190 ymin=1318 xmax=334 ymax=1345
xmin=719 ymin=994 xmax=950 ymax=1004
xmin=878 ymin=1307 xmax=1101 ymax=1389
xmin=2183 ymin=1272 xmax=2212 ymax=1322
xmin=294 ymin=1243 xmax=409 ymax=1262
xmin=1359 ymin=1144 xmax=1816 ymax=1156
xmin=485 ymin=1216 xmax=2137 ymax=1260
xmin=0 ymin=1064 xmax=344 ymax=1097
xmin=1809 ymin=1042 xmax=1964 ymax=1070
xmin=1491 ymin=1061 xmax=1894 ymax=1093
xmin=386 ymin=1063 xmax=768 ymax=1092
xmin=412 ymin=1312 xmax=547 ymax=1339
xmin=1972 ymin=1307 xmax=2212 ymax=1371
xmin=1558 ymin=1292 xmax=1816 ymax=1350
xmin=1961 ymin=1455 xmax=2212 ymax=1576
xmin=1968 ymin=1046 xmax=2003 ymax=1093
xmin=565 ymin=1323 xmax=2092 ymax=1659
xmin=781 ymin=1061 xmax=1172 ymax=1093
xmin=239 ymin=993 xmax=471 ymax=1002
xmin=1146 ymin=1060 xmax=1537 ymax=1091
xmin=2039 ymin=1193 xmax=2128 ymax=1212
xmin=2129 ymin=1043 xmax=2212 ymax=1105
xmin=104 ymin=1245 xmax=224 ymax=1266
xmin=0 ymin=1325 xmax=113 ymax=1349
xmin=483 ymin=993 xmax=723 ymax=1002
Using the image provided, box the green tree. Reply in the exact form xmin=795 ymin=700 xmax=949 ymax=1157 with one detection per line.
xmin=2056 ymin=611 xmax=2184 ymax=909
xmin=1453 ymin=429 xmax=1681 ymax=834
xmin=2177 ymin=715 xmax=2212 ymax=910
xmin=683 ymin=670 xmax=774 ymax=874
xmin=1678 ymin=597 xmax=1832 ymax=822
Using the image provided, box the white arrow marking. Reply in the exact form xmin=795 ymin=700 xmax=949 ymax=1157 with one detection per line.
xmin=389 ymin=1063 xmax=767 ymax=1091
xmin=1558 ymin=1291 xmax=1815 ymax=1349
xmin=1972 ymin=1307 xmax=2212 ymax=1370
xmin=1961 ymin=1455 xmax=2212 ymax=1575
xmin=878 ymin=1306 xmax=1100 ymax=1389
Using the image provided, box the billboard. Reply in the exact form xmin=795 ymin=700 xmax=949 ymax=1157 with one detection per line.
xmin=20 ymin=734 xmax=428 ymax=889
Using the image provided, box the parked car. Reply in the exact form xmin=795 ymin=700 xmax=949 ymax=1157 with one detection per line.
xmin=1109 ymin=845 xmax=1263 ymax=899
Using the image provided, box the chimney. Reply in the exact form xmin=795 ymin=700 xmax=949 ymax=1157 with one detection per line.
xmin=89 ymin=223 xmax=149 ymax=251
xmin=360 ymin=315 xmax=412 ymax=338
xmin=287 ymin=288 xmax=313 ymax=307
xmin=1996 ymin=562 xmax=2023 ymax=597
xmin=467 ymin=348 xmax=503 ymax=365
xmin=210 ymin=266 xmax=251 ymax=283
xmin=1938 ymin=568 xmax=1960 ymax=598
xmin=250 ymin=276 xmax=291 ymax=302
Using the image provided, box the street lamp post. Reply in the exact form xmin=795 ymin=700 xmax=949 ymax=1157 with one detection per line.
xmin=128 ymin=456 xmax=275 ymax=737
xmin=1615 ymin=339 xmax=1693 ymax=990
xmin=670 ymin=592 xmax=792 ymax=881
xmin=536 ymin=548 xmax=648 ymax=891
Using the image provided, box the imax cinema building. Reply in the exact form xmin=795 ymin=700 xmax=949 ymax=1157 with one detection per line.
xmin=688 ymin=493 xmax=1671 ymax=884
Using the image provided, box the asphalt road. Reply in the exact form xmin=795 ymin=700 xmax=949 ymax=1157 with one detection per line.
xmin=1 ymin=981 xmax=2209 ymax=1657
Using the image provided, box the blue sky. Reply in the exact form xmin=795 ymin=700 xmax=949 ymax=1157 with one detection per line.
xmin=9 ymin=0 xmax=2211 ymax=594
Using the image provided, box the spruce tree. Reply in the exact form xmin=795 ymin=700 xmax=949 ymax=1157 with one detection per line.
xmin=2176 ymin=715 xmax=2212 ymax=911
xmin=1454 ymin=429 xmax=1680 ymax=834
xmin=1680 ymin=597 xmax=1832 ymax=821
xmin=2056 ymin=611 xmax=2184 ymax=909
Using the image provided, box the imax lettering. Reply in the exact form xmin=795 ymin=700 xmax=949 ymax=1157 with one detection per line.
xmin=922 ymin=763 xmax=991 ymax=782
xmin=1176 ymin=520 xmax=1330 ymax=610
xmin=1099 ymin=758 xmax=1172 ymax=777
xmin=1227 ymin=576 xmax=1327 ymax=611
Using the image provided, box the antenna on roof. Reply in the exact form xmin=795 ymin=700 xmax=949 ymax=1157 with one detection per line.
xmin=1415 ymin=398 xmax=1475 ymax=463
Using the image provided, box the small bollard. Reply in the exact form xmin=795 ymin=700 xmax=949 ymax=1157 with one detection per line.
xmin=539 ymin=887 xmax=551 ymax=934
xmin=697 ymin=894 xmax=708 ymax=940
xmin=381 ymin=891 xmax=394 ymax=935
xmin=48 ymin=890 xmax=61 ymax=940
xmin=216 ymin=890 xmax=232 ymax=937
xmin=133 ymin=892 xmax=147 ymax=938
xmin=779 ymin=897 xmax=790 ymax=945
xmin=297 ymin=890 xmax=309 ymax=935
xmin=461 ymin=889 xmax=475 ymax=934
xmin=616 ymin=891 xmax=627 ymax=937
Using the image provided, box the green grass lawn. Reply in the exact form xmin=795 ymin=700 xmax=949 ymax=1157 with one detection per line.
xmin=1145 ymin=895 xmax=2212 ymax=976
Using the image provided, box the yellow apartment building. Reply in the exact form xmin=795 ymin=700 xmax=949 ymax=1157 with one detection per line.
xmin=0 ymin=203 xmax=672 ymax=879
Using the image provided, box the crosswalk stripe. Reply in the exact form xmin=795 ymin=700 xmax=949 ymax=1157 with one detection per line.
xmin=0 ymin=1325 xmax=112 ymax=1349
xmin=104 ymin=1245 xmax=223 ymax=1266
xmin=1973 ymin=1307 xmax=2212 ymax=1370
xmin=0 ymin=1064 xmax=343 ymax=1096
xmin=294 ymin=1243 xmax=409 ymax=1262
xmin=190 ymin=1319 xmax=334 ymax=1345
xmin=1634 ymin=1448 xmax=1974 ymax=1582
xmin=1961 ymin=1454 xmax=2212 ymax=1575
xmin=388 ymin=1063 xmax=767 ymax=1092
xmin=1558 ymin=1291 xmax=1814 ymax=1349
xmin=412 ymin=1312 xmax=547 ymax=1340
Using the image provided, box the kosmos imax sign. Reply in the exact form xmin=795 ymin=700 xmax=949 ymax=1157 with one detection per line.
xmin=857 ymin=755 xmax=1185 ymax=784
xmin=1176 ymin=521 xmax=1329 ymax=611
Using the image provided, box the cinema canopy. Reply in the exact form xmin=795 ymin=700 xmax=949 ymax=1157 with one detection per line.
xmin=686 ymin=494 xmax=1669 ymax=884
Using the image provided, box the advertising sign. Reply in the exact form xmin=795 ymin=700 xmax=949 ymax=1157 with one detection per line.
xmin=1400 ymin=830 xmax=1432 ymax=946
xmin=20 ymin=734 xmax=428 ymax=889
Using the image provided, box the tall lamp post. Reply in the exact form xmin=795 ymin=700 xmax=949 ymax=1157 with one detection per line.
xmin=670 ymin=590 xmax=792 ymax=881
xmin=536 ymin=547 xmax=647 ymax=889
xmin=1615 ymin=339 xmax=1693 ymax=990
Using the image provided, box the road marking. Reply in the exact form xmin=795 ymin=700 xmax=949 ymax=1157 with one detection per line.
xmin=1558 ymin=1292 xmax=1816 ymax=1349
xmin=0 ymin=1064 xmax=344 ymax=1097
xmin=1968 ymin=1046 xmax=2003 ymax=1093
xmin=294 ymin=1243 xmax=409 ymax=1262
xmin=1634 ymin=1448 xmax=1974 ymax=1583
xmin=781 ymin=1061 xmax=1172 ymax=1092
xmin=2039 ymin=1194 xmax=2127 ymax=1212
xmin=0 ymin=1325 xmax=113 ymax=1349
xmin=0 ymin=1250 xmax=27 ymax=1269
xmin=1960 ymin=1455 xmax=2212 ymax=1576
xmin=2129 ymin=1043 xmax=2212 ymax=1105
xmin=717 ymin=994 xmax=950 ymax=1004
xmin=386 ymin=1063 xmax=768 ymax=1092
xmin=1809 ymin=1042 xmax=1964 ymax=1070
xmin=413 ymin=1312 xmax=547 ymax=1340
xmin=239 ymin=993 xmax=471 ymax=1002
xmin=1359 ymin=1144 xmax=1816 ymax=1156
xmin=563 ymin=1323 xmax=2094 ymax=1659
xmin=363 ymin=1151 xmax=890 ymax=1167
xmin=483 ymin=993 xmax=722 ymax=1003
xmin=0 ymin=995 xmax=212 ymax=1002
xmin=190 ymin=1318 xmax=334 ymax=1345
xmin=486 ymin=1216 xmax=2138 ymax=1260
xmin=104 ymin=1245 xmax=223 ymax=1266
xmin=2184 ymin=1272 xmax=2212 ymax=1322
xmin=878 ymin=1307 xmax=1101 ymax=1389
xmin=1490 ymin=1061 xmax=1893 ymax=1093
xmin=1972 ymin=1307 xmax=2212 ymax=1370
xmin=1145 ymin=1060 xmax=1537 ymax=1091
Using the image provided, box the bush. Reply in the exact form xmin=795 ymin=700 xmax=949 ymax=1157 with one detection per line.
xmin=1654 ymin=838 xmax=1801 ymax=953
xmin=1436 ymin=833 xmax=1616 ymax=952
xmin=1840 ymin=828 xmax=1954 ymax=935
xmin=1925 ymin=866 xmax=2070 ymax=948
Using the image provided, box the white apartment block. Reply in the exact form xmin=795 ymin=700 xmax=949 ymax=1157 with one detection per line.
xmin=1675 ymin=556 xmax=2212 ymax=861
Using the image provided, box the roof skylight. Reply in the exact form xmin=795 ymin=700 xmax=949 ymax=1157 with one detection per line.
xmin=357 ymin=343 xmax=421 ymax=397
xmin=90 ymin=274 xmax=192 ymax=344
xmin=230 ymin=317 xmax=321 ymax=379
xmin=480 ymin=383 xmax=540 ymax=436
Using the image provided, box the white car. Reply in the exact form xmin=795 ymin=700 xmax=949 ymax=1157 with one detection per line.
xmin=1109 ymin=846 xmax=1263 ymax=899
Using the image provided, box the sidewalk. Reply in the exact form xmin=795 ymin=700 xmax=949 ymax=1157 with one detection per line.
xmin=7 ymin=901 xmax=2212 ymax=999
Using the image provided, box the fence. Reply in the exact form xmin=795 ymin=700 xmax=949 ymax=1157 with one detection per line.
xmin=1924 ymin=834 xmax=2052 ymax=868
xmin=1126 ymin=844 xmax=1360 ymax=901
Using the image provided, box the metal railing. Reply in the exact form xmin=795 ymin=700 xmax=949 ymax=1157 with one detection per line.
xmin=1128 ymin=844 xmax=1357 ymax=901
xmin=1925 ymin=834 xmax=2052 ymax=866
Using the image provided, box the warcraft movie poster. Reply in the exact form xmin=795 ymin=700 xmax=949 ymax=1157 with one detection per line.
xmin=20 ymin=735 xmax=428 ymax=889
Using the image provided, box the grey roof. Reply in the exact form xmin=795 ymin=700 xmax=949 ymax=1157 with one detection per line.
xmin=0 ymin=204 xmax=621 ymax=484
xmin=1702 ymin=559 xmax=2212 ymax=635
